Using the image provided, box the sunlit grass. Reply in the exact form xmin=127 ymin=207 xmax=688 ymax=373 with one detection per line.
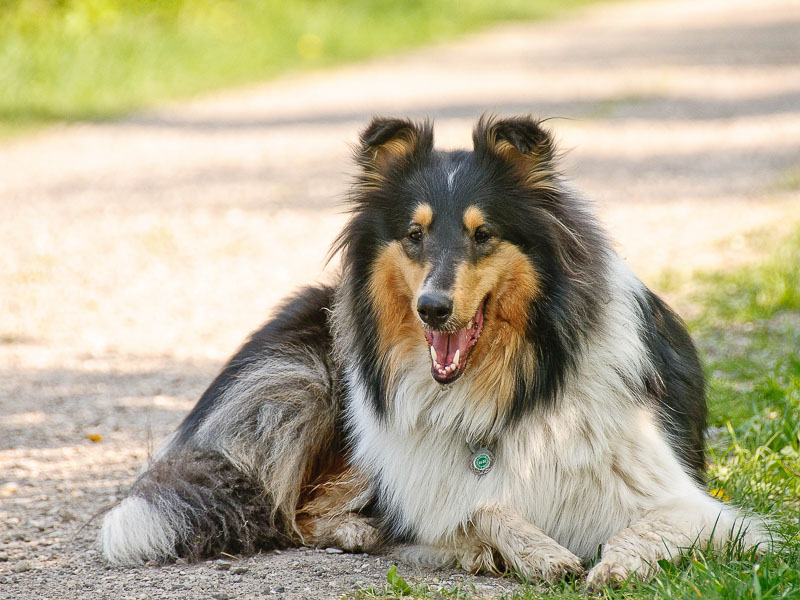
xmin=0 ymin=0 xmax=602 ymax=135
xmin=696 ymin=230 xmax=800 ymax=324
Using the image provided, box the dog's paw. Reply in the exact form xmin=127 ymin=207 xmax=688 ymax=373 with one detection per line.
xmin=458 ymin=543 xmax=501 ymax=575
xmin=511 ymin=542 xmax=585 ymax=583
xmin=585 ymin=554 xmax=654 ymax=590
xmin=331 ymin=514 xmax=380 ymax=552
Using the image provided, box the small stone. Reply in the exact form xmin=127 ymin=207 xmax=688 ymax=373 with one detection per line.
xmin=291 ymin=561 xmax=300 ymax=569
xmin=232 ymin=566 xmax=248 ymax=574
xmin=325 ymin=547 xmax=343 ymax=554
xmin=12 ymin=561 xmax=32 ymax=573
xmin=215 ymin=560 xmax=232 ymax=571
xmin=0 ymin=482 xmax=19 ymax=497
xmin=212 ymin=593 xmax=230 ymax=600
xmin=270 ymin=585 xmax=286 ymax=593
xmin=57 ymin=508 xmax=77 ymax=522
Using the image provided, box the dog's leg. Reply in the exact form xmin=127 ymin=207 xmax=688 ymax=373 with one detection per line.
xmin=586 ymin=499 xmax=769 ymax=588
xmin=302 ymin=512 xmax=379 ymax=552
xmin=471 ymin=504 xmax=584 ymax=581
xmin=392 ymin=539 xmax=501 ymax=574
xmin=296 ymin=467 xmax=379 ymax=552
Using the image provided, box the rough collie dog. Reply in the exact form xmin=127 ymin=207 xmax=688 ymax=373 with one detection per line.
xmin=101 ymin=116 xmax=767 ymax=586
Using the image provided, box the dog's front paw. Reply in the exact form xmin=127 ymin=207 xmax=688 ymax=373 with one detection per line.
xmin=458 ymin=543 xmax=501 ymax=575
xmin=511 ymin=542 xmax=584 ymax=583
xmin=586 ymin=554 xmax=655 ymax=590
xmin=331 ymin=514 xmax=380 ymax=552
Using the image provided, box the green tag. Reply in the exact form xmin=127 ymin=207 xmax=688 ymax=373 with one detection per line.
xmin=470 ymin=448 xmax=494 ymax=475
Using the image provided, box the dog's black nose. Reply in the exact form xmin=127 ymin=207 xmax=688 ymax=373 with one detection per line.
xmin=417 ymin=292 xmax=453 ymax=328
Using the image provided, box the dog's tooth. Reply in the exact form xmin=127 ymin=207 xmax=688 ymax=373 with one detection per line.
xmin=468 ymin=320 xmax=474 ymax=329
xmin=453 ymin=349 xmax=460 ymax=366
xmin=430 ymin=346 xmax=437 ymax=363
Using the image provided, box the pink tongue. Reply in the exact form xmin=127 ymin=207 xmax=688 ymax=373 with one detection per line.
xmin=429 ymin=328 xmax=471 ymax=365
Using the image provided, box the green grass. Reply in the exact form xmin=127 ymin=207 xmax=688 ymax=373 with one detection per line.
xmin=348 ymin=228 xmax=800 ymax=599
xmin=0 ymin=0 xmax=601 ymax=136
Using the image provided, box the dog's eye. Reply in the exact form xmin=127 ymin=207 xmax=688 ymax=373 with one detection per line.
xmin=408 ymin=229 xmax=423 ymax=243
xmin=474 ymin=228 xmax=491 ymax=244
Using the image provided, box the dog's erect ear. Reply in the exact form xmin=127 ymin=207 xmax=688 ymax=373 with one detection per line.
xmin=473 ymin=115 xmax=556 ymax=181
xmin=358 ymin=117 xmax=433 ymax=175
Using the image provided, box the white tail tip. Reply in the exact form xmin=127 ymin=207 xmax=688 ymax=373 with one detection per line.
xmin=100 ymin=497 xmax=177 ymax=566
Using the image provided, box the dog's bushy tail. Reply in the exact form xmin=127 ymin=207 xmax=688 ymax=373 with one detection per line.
xmin=101 ymin=450 xmax=293 ymax=566
xmin=100 ymin=286 xmax=345 ymax=566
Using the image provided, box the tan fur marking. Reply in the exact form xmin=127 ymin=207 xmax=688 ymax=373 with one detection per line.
xmin=492 ymin=139 xmax=523 ymax=163
xmin=452 ymin=242 xmax=540 ymax=405
xmin=296 ymin=467 xmax=379 ymax=551
xmin=370 ymin=239 xmax=538 ymax=415
xmin=371 ymin=129 xmax=418 ymax=172
xmin=369 ymin=242 xmax=430 ymax=387
xmin=462 ymin=206 xmax=485 ymax=232
xmin=412 ymin=203 xmax=434 ymax=228
xmin=483 ymin=132 xmax=559 ymax=195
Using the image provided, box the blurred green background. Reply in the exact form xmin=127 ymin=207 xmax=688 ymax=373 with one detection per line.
xmin=0 ymin=0 xmax=598 ymax=135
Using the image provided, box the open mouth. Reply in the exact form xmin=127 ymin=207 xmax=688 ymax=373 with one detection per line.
xmin=423 ymin=297 xmax=487 ymax=384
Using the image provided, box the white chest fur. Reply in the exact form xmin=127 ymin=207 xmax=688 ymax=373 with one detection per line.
xmin=345 ymin=257 xmax=706 ymax=560
xmin=347 ymin=364 xmax=700 ymax=560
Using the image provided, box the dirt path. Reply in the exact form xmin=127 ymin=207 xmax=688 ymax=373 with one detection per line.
xmin=1 ymin=0 xmax=799 ymax=597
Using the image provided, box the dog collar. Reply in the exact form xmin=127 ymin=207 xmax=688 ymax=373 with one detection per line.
xmin=468 ymin=441 xmax=495 ymax=476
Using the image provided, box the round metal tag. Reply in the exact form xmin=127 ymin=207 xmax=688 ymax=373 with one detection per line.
xmin=470 ymin=448 xmax=495 ymax=476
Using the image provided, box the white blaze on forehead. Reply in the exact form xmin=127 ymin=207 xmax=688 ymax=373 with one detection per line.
xmin=446 ymin=164 xmax=462 ymax=192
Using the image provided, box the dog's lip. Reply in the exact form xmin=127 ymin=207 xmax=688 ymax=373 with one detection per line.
xmin=424 ymin=297 xmax=487 ymax=384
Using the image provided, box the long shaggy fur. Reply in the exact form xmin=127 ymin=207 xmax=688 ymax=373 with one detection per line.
xmin=100 ymin=115 xmax=769 ymax=585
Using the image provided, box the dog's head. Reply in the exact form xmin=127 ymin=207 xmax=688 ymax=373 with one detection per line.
xmin=336 ymin=116 xmax=605 ymax=415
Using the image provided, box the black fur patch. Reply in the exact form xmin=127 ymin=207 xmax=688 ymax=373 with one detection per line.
xmin=636 ymin=290 xmax=707 ymax=482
